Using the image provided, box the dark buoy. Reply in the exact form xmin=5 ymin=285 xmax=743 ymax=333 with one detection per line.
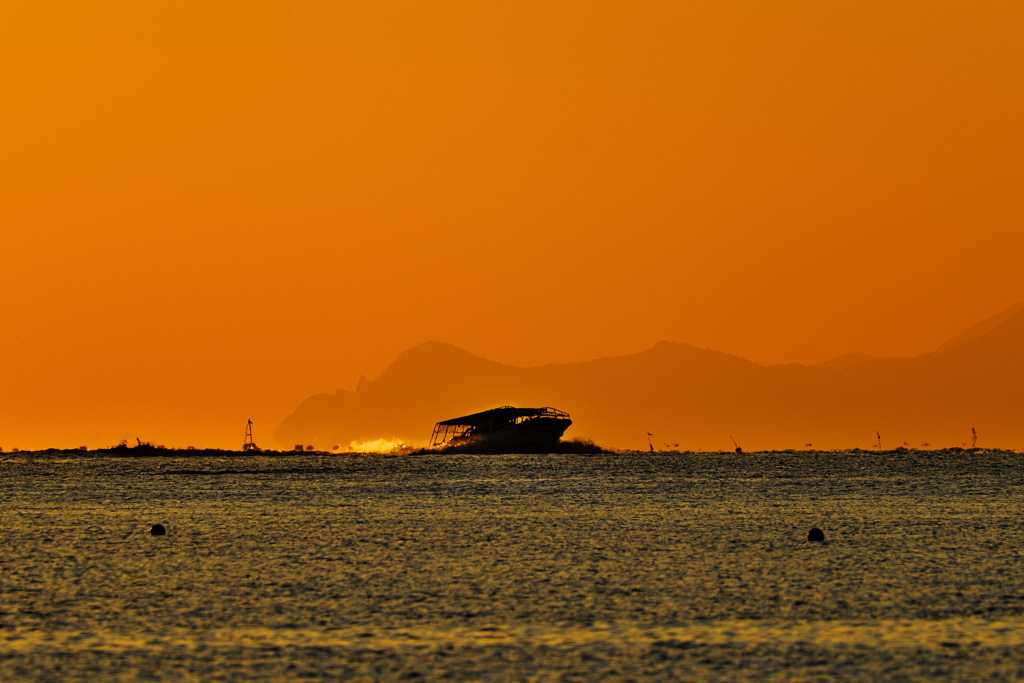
xmin=150 ymin=524 xmax=166 ymax=536
xmin=807 ymin=527 xmax=825 ymax=542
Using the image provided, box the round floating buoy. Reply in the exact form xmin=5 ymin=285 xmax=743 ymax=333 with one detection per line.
xmin=150 ymin=524 xmax=166 ymax=536
xmin=807 ymin=527 xmax=825 ymax=542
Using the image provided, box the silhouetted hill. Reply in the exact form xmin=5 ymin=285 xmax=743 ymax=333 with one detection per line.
xmin=277 ymin=307 xmax=1024 ymax=451
xmin=813 ymin=352 xmax=876 ymax=370
xmin=936 ymin=301 xmax=1024 ymax=352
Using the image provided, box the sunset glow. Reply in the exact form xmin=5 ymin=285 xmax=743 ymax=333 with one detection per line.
xmin=6 ymin=5 xmax=1024 ymax=678
xmin=1 ymin=1 xmax=1021 ymax=449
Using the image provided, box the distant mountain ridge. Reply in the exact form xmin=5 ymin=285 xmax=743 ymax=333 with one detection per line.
xmin=277 ymin=304 xmax=1024 ymax=451
xmin=936 ymin=301 xmax=1024 ymax=353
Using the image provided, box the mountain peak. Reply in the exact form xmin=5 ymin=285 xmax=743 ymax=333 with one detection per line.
xmin=280 ymin=306 xmax=1024 ymax=450
xmin=372 ymin=341 xmax=510 ymax=389
xmin=936 ymin=301 xmax=1024 ymax=352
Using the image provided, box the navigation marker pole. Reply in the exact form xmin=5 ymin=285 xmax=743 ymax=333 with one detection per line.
xmin=243 ymin=419 xmax=259 ymax=452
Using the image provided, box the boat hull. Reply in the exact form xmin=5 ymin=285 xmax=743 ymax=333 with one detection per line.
xmin=445 ymin=416 xmax=572 ymax=454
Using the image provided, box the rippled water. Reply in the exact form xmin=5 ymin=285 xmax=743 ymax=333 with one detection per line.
xmin=3 ymin=450 xmax=1024 ymax=680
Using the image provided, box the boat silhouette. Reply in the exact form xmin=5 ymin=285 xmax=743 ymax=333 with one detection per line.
xmin=429 ymin=406 xmax=572 ymax=453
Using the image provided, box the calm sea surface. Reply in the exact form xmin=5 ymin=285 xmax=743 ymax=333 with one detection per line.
xmin=3 ymin=450 xmax=1024 ymax=681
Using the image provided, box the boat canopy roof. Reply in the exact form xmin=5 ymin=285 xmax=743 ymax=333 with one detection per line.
xmin=435 ymin=406 xmax=569 ymax=427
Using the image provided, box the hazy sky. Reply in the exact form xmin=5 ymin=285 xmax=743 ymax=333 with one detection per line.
xmin=2 ymin=1 xmax=1022 ymax=449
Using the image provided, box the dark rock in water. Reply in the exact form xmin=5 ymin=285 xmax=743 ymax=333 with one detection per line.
xmin=150 ymin=524 xmax=166 ymax=536
xmin=807 ymin=527 xmax=825 ymax=542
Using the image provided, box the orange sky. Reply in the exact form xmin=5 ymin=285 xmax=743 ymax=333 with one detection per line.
xmin=1 ymin=1 xmax=1022 ymax=449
